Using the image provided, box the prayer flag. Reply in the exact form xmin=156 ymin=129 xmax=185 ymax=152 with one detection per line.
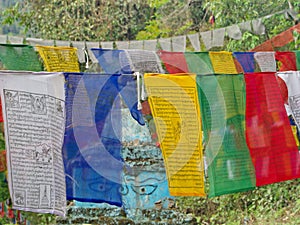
xmin=172 ymin=36 xmax=186 ymax=52
xmin=0 ymin=71 xmax=66 ymax=216
xmin=275 ymin=51 xmax=297 ymax=71
xmin=197 ymin=74 xmax=256 ymax=197
xmin=200 ymin=31 xmax=212 ymax=50
xmin=209 ymin=51 xmax=238 ymax=74
xmin=36 ymin=46 xmax=80 ymax=72
xmin=91 ymin=48 xmax=148 ymax=125
xmin=254 ymin=52 xmax=277 ymax=72
xmin=184 ymin=52 xmax=214 ymax=75
xmin=295 ymin=50 xmax=300 ymax=70
xmin=63 ymin=73 xmax=123 ymax=206
xmin=158 ymin=38 xmax=172 ymax=51
xmin=0 ymin=44 xmax=43 ymax=71
xmin=187 ymin=33 xmax=201 ymax=51
xmin=245 ymin=72 xmax=300 ymax=186
xmin=145 ymin=73 xmax=205 ymax=196
xmin=233 ymin=52 xmax=256 ymax=73
xmin=226 ymin=25 xmax=242 ymax=40
xmin=158 ymin=51 xmax=189 ymax=74
xmin=277 ymin=71 xmax=300 ymax=131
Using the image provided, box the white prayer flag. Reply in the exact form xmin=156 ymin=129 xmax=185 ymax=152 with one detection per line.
xmin=239 ymin=21 xmax=252 ymax=32
xmin=71 ymin=41 xmax=86 ymax=63
xmin=187 ymin=33 xmax=201 ymax=51
xmin=8 ymin=36 xmax=23 ymax=44
xmin=0 ymin=71 xmax=67 ymax=216
xmin=0 ymin=35 xmax=7 ymax=44
xmin=200 ymin=31 xmax=212 ymax=50
xmin=129 ymin=40 xmax=144 ymax=49
xmin=143 ymin=40 xmax=157 ymax=51
xmin=116 ymin=41 xmax=130 ymax=49
xmin=26 ymin=38 xmax=54 ymax=46
xmin=86 ymin=41 xmax=100 ymax=63
xmin=252 ymin=18 xmax=265 ymax=35
xmin=212 ymin=28 xmax=225 ymax=47
xmin=158 ymin=38 xmax=172 ymax=51
xmin=226 ymin=25 xmax=242 ymax=40
xmin=101 ymin=41 xmax=114 ymax=49
xmin=172 ymin=35 xmax=186 ymax=52
xmin=254 ymin=52 xmax=276 ymax=72
xmin=55 ymin=40 xmax=70 ymax=47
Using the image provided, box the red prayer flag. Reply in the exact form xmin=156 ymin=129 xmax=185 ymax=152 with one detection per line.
xmin=251 ymin=40 xmax=274 ymax=52
xmin=158 ymin=50 xmax=189 ymax=74
xmin=275 ymin=51 xmax=297 ymax=71
xmin=245 ymin=72 xmax=300 ymax=186
xmin=271 ymin=30 xmax=294 ymax=47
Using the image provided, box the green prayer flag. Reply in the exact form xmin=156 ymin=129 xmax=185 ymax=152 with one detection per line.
xmin=197 ymin=74 xmax=256 ymax=197
xmin=295 ymin=50 xmax=300 ymax=71
xmin=184 ymin=52 xmax=214 ymax=75
xmin=0 ymin=44 xmax=43 ymax=71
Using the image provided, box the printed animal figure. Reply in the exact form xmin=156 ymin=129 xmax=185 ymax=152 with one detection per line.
xmin=30 ymin=94 xmax=46 ymax=114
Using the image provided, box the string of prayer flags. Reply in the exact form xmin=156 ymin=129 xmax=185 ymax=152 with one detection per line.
xmin=209 ymin=51 xmax=238 ymax=74
xmin=63 ymin=73 xmax=123 ymax=206
xmin=275 ymin=51 xmax=297 ymax=71
xmin=277 ymin=71 xmax=300 ymax=130
xmin=254 ymin=52 xmax=277 ymax=72
xmin=184 ymin=52 xmax=214 ymax=75
xmin=0 ymin=44 xmax=43 ymax=71
xmin=36 ymin=46 xmax=80 ymax=72
xmin=197 ymin=74 xmax=256 ymax=197
xmin=233 ymin=52 xmax=256 ymax=73
xmin=0 ymin=71 xmax=66 ymax=216
xmin=245 ymin=72 xmax=300 ymax=186
xmin=158 ymin=51 xmax=189 ymax=73
xmin=144 ymin=73 xmax=205 ymax=196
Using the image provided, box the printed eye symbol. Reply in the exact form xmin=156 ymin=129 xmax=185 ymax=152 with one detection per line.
xmin=131 ymin=185 xmax=157 ymax=195
xmin=89 ymin=181 xmax=112 ymax=193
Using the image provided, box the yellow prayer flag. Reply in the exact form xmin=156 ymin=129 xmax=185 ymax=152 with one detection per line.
xmin=209 ymin=51 xmax=238 ymax=74
xmin=36 ymin=46 xmax=80 ymax=72
xmin=144 ymin=73 xmax=205 ymax=196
